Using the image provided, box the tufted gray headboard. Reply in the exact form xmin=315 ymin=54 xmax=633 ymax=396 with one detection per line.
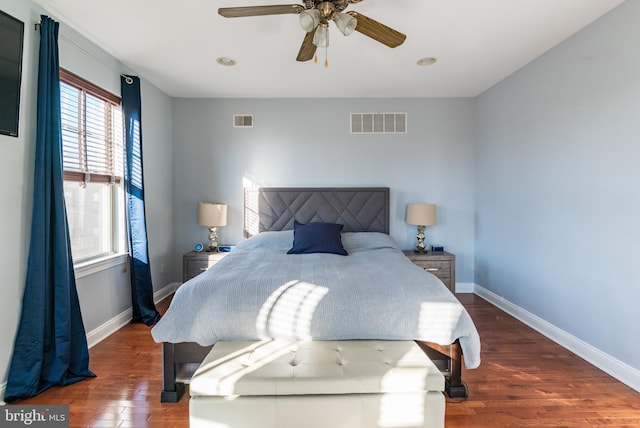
xmin=244 ymin=187 xmax=390 ymax=237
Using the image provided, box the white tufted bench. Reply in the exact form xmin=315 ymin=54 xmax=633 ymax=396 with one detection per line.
xmin=189 ymin=340 xmax=445 ymax=428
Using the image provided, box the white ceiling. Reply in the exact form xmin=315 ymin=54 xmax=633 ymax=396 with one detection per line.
xmin=34 ymin=0 xmax=624 ymax=98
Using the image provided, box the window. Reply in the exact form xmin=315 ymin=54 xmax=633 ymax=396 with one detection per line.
xmin=60 ymin=69 xmax=125 ymax=263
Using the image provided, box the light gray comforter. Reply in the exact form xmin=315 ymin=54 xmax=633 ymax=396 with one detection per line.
xmin=151 ymin=231 xmax=481 ymax=369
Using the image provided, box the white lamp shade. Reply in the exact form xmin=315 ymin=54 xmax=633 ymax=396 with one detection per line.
xmin=300 ymin=9 xmax=321 ymax=32
xmin=333 ymin=12 xmax=357 ymax=36
xmin=406 ymin=203 xmax=436 ymax=226
xmin=313 ymin=24 xmax=329 ymax=47
xmin=198 ymin=202 xmax=227 ymax=227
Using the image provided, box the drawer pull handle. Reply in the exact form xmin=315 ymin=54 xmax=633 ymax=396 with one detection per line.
xmin=425 ymin=268 xmax=439 ymax=272
xmin=200 ymin=267 xmax=207 ymax=271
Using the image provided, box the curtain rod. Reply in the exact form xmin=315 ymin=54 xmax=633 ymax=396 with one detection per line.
xmin=34 ymin=20 xmax=135 ymax=83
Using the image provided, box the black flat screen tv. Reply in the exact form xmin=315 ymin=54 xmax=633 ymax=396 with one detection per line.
xmin=0 ymin=9 xmax=25 ymax=137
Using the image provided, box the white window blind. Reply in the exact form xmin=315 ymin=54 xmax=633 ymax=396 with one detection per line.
xmin=60 ymin=69 xmax=123 ymax=184
xmin=60 ymin=69 xmax=125 ymax=262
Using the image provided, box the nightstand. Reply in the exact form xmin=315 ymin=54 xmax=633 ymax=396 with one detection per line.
xmin=182 ymin=251 xmax=228 ymax=282
xmin=403 ymin=250 xmax=456 ymax=293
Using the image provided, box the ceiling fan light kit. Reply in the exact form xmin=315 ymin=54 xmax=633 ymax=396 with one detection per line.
xmin=299 ymin=9 xmax=321 ymax=32
xmin=333 ymin=12 xmax=357 ymax=36
xmin=218 ymin=0 xmax=407 ymax=63
xmin=313 ymin=23 xmax=330 ymax=48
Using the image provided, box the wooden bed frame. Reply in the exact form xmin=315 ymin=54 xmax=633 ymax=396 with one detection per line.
xmin=160 ymin=187 xmax=468 ymax=402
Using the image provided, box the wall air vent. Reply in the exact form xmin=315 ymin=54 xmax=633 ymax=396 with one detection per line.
xmin=233 ymin=114 xmax=253 ymax=128
xmin=351 ymin=112 xmax=407 ymax=134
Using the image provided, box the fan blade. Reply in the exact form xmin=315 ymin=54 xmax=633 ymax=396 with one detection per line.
xmin=219 ymin=5 xmax=304 ymax=18
xmin=296 ymin=29 xmax=317 ymax=62
xmin=346 ymin=12 xmax=406 ymax=48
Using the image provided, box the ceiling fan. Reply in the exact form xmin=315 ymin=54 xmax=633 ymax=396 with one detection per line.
xmin=218 ymin=0 xmax=407 ymax=63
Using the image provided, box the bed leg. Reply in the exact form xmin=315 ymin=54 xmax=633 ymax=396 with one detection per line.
xmin=416 ymin=340 xmax=468 ymax=399
xmin=161 ymin=342 xmax=185 ymax=403
xmin=446 ymin=341 xmax=468 ymax=399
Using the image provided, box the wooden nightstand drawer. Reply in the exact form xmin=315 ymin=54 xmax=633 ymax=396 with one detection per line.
xmin=183 ymin=251 xmax=228 ymax=282
xmin=411 ymin=260 xmax=451 ymax=278
xmin=403 ymin=250 xmax=456 ymax=293
xmin=185 ymin=260 xmax=212 ymax=280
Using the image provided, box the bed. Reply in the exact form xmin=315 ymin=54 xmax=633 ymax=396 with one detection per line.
xmin=152 ymin=187 xmax=480 ymax=402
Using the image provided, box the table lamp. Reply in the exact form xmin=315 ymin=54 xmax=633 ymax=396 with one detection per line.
xmin=406 ymin=203 xmax=436 ymax=253
xmin=198 ymin=202 xmax=227 ymax=252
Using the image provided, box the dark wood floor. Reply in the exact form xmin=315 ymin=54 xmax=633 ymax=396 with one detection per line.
xmin=14 ymin=293 xmax=640 ymax=427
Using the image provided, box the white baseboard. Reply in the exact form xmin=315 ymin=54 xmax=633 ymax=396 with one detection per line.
xmin=86 ymin=282 xmax=179 ymax=349
xmin=474 ymin=284 xmax=640 ymax=394
xmin=153 ymin=281 xmax=180 ymax=304
xmin=86 ymin=308 xmax=133 ymax=349
xmin=455 ymin=282 xmax=475 ymax=293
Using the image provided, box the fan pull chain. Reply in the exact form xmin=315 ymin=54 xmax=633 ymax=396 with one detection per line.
xmin=313 ymin=49 xmax=328 ymax=68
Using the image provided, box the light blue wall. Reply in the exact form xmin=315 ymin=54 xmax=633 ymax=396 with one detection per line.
xmin=172 ymin=98 xmax=477 ymax=283
xmin=0 ymin=0 xmax=38 ymax=401
xmin=475 ymin=1 xmax=640 ymax=371
xmin=1 ymin=0 xmax=176 ymax=395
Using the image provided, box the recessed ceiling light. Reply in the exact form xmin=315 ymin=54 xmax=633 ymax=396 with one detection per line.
xmin=417 ymin=57 xmax=437 ymax=67
xmin=217 ymin=57 xmax=236 ymax=66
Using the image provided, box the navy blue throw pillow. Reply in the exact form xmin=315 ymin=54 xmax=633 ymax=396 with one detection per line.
xmin=287 ymin=221 xmax=348 ymax=255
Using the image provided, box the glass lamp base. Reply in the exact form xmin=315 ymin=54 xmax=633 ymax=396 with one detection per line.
xmin=415 ymin=225 xmax=427 ymax=253
xmin=206 ymin=226 xmax=219 ymax=252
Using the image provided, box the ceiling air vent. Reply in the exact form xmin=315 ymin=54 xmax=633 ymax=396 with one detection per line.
xmin=351 ymin=112 xmax=407 ymax=134
xmin=233 ymin=114 xmax=253 ymax=128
